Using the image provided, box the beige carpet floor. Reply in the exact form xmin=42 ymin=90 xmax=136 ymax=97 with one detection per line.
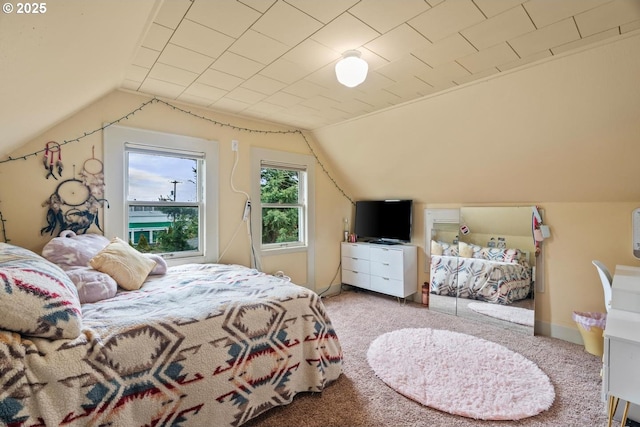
xmin=245 ymin=289 xmax=607 ymax=427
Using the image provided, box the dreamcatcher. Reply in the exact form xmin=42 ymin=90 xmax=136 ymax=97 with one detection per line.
xmin=41 ymin=156 xmax=109 ymax=236
xmin=43 ymin=141 xmax=63 ymax=179
xmin=78 ymin=147 xmax=105 ymax=198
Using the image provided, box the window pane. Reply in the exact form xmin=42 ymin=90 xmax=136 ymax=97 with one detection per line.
xmin=128 ymin=152 xmax=198 ymax=202
xmin=260 ymin=168 xmax=299 ymax=204
xmin=262 ymin=207 xmax=300 ymax=244
xmin=129 ymin=205 xmax=200 ymax=253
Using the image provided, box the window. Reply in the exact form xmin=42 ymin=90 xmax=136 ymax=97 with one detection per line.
xmin=251 ymin=148 xmax=314 ymax=253
xmin=126 ymin=150 xmax=201 ymax=255
xmin=104 ymin=125 xmax=218 ymax=265
xmin=260 ymin=164 xmax=305 ymax=247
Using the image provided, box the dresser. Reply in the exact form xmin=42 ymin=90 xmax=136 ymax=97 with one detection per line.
xmin=603 ymin=265 xmax=640 ymax=427
xmin=341 ymin=242 xmax=417 ymax=299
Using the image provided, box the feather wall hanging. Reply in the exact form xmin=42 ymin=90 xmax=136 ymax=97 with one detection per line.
xmin=43 ymin=141 xmax=63 ymax=179
xmin=41 ymin=161 xmax=108 ymax=236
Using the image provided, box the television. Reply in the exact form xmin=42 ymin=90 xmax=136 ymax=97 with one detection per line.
xmin=354 ymin=199 xmax=413 ymax=244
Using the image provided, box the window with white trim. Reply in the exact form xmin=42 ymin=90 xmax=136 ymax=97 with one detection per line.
xmin=251 ymin=149 xmax=314 ymax=253
xmin=104 ymin=125 xmax=219 ymax=265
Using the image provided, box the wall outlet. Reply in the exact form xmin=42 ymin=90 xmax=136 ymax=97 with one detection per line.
xmin=231 ymin=140 xmax=239 ymax=151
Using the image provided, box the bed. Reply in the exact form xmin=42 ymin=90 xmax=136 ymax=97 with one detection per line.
xmin=429 ymin=241 xmax=532 ymax=305
xmin=0 ymin=236 xmax=342 ymax=426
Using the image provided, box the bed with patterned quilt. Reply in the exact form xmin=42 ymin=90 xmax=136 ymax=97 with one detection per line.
xmin=429 ymin=241 xmax=532 ymax=305
xmin=0 ymin=235 xmax=342 ymax=427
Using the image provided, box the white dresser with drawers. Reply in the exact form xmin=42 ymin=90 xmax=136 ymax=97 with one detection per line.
xmin=603 ymin=265 xmax=640 ymax=426
xmin=341 ymin=242 xmax=417 ymax=299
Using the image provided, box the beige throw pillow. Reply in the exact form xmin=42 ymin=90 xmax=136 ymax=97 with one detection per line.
xmin=459 ymin=241 xmax=474 ymax=258
xmin=430 ymin=240 xmax=443 ymax=256
xmin=90 ymin=237 xmax=156 ymax=290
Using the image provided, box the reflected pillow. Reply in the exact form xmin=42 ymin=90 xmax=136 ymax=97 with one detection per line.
xmin=0 ymin=243 xmax=82 ymax=339
xmin=504 ymin=248 xmax=522 ymax=263
xmin=90 ymin=237 xmax=156 ymax=291
xmin=440 ymin=241 xmax=459 ymax=257
xmin=430 ymin=240 xmax=443 ymax=256
xmin=459 ymin=242 xmax=474 ymax=258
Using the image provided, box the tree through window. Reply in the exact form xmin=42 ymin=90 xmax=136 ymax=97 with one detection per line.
xmin=127 ymin=150 xmax=202 ymax=256
xmin=258 ymin=157 xmax=310 ymax=249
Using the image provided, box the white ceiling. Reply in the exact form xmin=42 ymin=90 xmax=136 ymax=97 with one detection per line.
xmin=125 ymin=0 xmax=640 ymax=129
xmin=1 ymin=0 xmax=639 ymax=156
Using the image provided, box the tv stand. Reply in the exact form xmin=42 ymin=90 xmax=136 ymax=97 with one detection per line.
xmin=341 ymin=242 xmax=417 ymax=298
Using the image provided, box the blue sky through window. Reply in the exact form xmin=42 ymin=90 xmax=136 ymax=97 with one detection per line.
xmin=128 ymin=152 xmax=197 ymax=202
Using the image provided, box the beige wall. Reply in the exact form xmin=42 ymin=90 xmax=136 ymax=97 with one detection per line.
xmin=1 ymin=32 xmax=639 ymax=345
xmin=0 ymin=90 xmax=352 ymax=292
xmin=312 ymin=33 xmax=640 ymax=343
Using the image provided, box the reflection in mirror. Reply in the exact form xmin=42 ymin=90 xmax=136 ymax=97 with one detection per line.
xmin=425 ymin=207 xmax=536 ymax=335
xmin=456 ymin=207 xmax=536 ymax=335
xmin=425 ymin=209 xmax=460 ymax=317
xmin=429 ymin=222 xmax=460 ymax=316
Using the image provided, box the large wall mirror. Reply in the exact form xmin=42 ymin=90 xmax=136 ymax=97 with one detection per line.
xmin=426 ymin=207 xmax=536 ymax=335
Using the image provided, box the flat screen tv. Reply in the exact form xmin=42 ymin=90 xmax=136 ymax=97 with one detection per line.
xmin=354 ymin=199 xmax=413 ymax=243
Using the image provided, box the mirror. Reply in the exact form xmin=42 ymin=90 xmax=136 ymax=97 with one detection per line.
xmin=426 ymin=207 xmax=536 ymax=335
xmin=426 ymin=209 xmax=459 ymax=317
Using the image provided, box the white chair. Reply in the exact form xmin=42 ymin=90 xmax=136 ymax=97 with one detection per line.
xmin=592 ymin=260 xmax=613 ymax=312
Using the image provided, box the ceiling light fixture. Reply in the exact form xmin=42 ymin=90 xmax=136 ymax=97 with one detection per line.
xmin=335 ymin=50 xmax=368 ymax=88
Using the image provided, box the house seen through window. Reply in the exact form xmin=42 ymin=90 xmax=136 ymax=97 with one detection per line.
xmin=104 ymin=125 xmax=219 ymax=265
xmin=126 ymin=150 xmax=201 ymax=256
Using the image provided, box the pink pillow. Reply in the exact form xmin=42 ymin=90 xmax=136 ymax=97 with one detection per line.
xmin=42 ymin=231 xmax=110 ymax=269
xmin=64 ymin=267 xmax=118 ymax=303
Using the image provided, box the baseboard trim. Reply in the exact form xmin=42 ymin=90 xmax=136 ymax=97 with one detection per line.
xmin=535 ymin=320 xmax=583 ymax=344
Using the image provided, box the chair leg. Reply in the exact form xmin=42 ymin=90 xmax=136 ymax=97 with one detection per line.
xmin=608 ymin=395 xmax=619 ymax=427
xmin=620 ymin=400 xmax=630 ymax=427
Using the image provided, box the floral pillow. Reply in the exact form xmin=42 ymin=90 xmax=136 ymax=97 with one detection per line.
xmin=0 ymin=243 xmax=82 ymax=339
xmin=64 ymin=267 xmax=118 ymax=304
xmin=41 ymin=231 xmax=118 ymax=303
xmin=42 ymin=230 xmax=111 ymax=269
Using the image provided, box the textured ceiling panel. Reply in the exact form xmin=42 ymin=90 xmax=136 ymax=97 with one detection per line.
xmin=124 ymin=0 xmax=640 ymax=131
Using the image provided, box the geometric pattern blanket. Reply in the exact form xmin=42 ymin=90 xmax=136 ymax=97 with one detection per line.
xmin=0 ymin=263 xmax=343 ymax=426
xmin=430 ymin=255 xmax=531 ymax=305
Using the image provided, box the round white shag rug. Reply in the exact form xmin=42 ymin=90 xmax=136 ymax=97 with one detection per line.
xmin=367 ymin=328 xmax=555 ymax=420
xmin=468 ymin=302 xmax=535 ymax=327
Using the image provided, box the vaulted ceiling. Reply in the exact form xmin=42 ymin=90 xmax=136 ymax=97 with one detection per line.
xmin=2 ymin=0 xmax=639 ymax=155
xmin=127 ymin=0 xmax=639 ymax=130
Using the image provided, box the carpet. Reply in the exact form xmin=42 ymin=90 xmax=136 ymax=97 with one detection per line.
xmin=468 ymin=301 xmax=534 ymax=327
xmin=367 ymin=328 xmax=554 ymax=420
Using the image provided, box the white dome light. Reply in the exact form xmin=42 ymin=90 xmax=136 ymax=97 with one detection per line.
xmin=335 ymin=50 xmax=368 ymax=88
